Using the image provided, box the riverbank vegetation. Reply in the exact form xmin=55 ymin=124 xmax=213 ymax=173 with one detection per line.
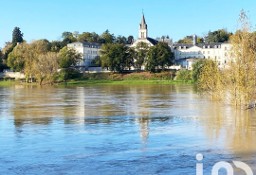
xmin=195 ymin=10 xmax=256 ymax=107
xmin=65 ymin=71 xmax=195 ymax=85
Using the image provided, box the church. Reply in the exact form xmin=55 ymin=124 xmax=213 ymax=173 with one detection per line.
xmin=131 ymin=14 xmax=159 ymax=47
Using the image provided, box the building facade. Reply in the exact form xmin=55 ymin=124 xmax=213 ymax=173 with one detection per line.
xmin=67 ymin=42 xmax=101 ymax=67
xmin=173 ymin=37 xmax=232 ymax=69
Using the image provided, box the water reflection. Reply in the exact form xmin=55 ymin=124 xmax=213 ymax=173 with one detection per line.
xmin=1 ymin=85 xmax=256 ymax=159
xmin=198 ymin=101 xmax=256 ymax=155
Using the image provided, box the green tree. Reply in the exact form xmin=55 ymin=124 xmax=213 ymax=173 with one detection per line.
xmin=116 ymin=35 xmax=127 ymax=44
xmin=2 ymin=42 xmax=16 ymax=60
xmin=100 ymin=43 xmax=129 ymax=72
xmin=134 ymin=42 xmax=149 ymax=70
xmin=177 ymin=35 xmax=193 ymax=44
xmin=205 ymin=29 xmax=232 ymax=43
xmin=91 ymin=56 xmax=101 ymax=67
xmin=192 ymin=59 xmax=205 ymax=82
xmin=127 ymin=35 xmax=134 ymax=44
xmin=61 ymin=31 xmax=77 ymax=45
xmin=125 ymin=47 xmax=135 ymax=70
xmin=78 ymin=32 xmax=100 ymax=43
xmin=0 ymin=50 xmax=3 ymax=71
xmin=58 ymin=46 xmax=81 ymax=68
xmin=175 ymin=69 xmax=192 ymax=81
xmin=7 ymin=43 xmax=28 ymax=71
xmin=12 ymin=27 xmax=24 ymax=44
xmin=155 ymin=42 xmax=173 ymax=70
xmin=100 ymin=30 xmax=115 ymax=44
xmin=50 ymin=41 xmax=64 ymax=52
xmin=145 ymin=46 xmax=158 ymax=72
xmin=145 ymin=42 xmax=173 ymax=72
xmin=57 ymin=46 xmax=82 ymax=81
xmin=177 ymin=35 xmax=204 ymax=44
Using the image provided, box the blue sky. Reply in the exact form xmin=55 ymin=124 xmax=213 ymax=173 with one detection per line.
xmin=1 ymin=0 xmax=256 ymax=48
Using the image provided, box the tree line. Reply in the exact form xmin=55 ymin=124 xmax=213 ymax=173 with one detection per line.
xmin=0 ymin=28 xmax=135 ymax=72
xmin=99 ymin=42 xmax=174 ymax=73
xmin=177 ymin=29 xmax=233 ymax=44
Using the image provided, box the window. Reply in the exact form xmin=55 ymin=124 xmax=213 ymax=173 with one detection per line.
xmin=141 ymin=32 xmax=144 ymax=38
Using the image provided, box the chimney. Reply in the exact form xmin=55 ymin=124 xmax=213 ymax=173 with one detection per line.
xmin=193 ymin=34 xmax=197 ymax=45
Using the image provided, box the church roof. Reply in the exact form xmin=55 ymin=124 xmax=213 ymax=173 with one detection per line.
xmin=147 ymin=37 xmax=158 ymax=45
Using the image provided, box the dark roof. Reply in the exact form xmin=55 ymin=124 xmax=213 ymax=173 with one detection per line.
xmin=173 ymin=42 xmax=227 ymax=49
xmin=147 ymin=37 xmax=158 ymax=45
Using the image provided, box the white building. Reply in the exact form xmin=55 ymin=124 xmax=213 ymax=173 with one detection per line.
xmin=173 ymin=37 xmax=232 ymax=69
xmin=67 ymin=42 xmax=101 ymax=67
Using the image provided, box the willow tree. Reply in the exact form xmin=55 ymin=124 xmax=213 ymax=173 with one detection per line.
xmin=32 ymin=52 xmax=59 ymax=85
xmin=196 ymin=59 xmax=223 ymax=100
xmin=227 ymin=10 xmax=256 ymax=106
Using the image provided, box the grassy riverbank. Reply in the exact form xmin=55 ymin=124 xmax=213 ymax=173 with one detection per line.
xmin=0 ymin=80 xmax=16 ymax=87
xmin=0 ymin=72 xmax=194 ymax=87
xmin=65 ymin=79 xmax=193 ymax=86
xmin=64 ymin=72 xmax=193 ymax=86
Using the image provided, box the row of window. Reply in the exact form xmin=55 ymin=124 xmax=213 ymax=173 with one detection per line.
xmin=85 ymin=50 xmax=99 ymax=54
xmin=178 ymin=51 xmax=228 ymax=56
xmin=178 ymin=46 xmax=228 ymax=50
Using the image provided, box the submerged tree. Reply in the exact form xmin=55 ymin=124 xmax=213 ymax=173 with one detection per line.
xmin=197 ymin=10 xmax=256 ymax=107
xmin=227 ymin=10 xmax=256 ymax=106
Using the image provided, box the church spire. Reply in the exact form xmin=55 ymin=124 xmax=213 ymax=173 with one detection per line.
xmin=139 ymin=13 xmax=148 ymax=39
xmin=140 ymin=13 xmax=147 ymax=29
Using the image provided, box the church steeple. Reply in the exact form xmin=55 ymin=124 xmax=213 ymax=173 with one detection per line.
xmin=139 ymin=13 xmax=148 ymax=39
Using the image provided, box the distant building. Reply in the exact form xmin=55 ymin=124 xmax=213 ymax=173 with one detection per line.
xmin=173 ymin=36 xmax=232 ymax=69
xmin=67 ymin=42 xmax=101 ymax=67
xmin=131 ymin=14 xmax=159 ymax=47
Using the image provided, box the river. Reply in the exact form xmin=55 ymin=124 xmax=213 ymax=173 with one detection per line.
xmin=0 ymin=84 xmax=255 ymax=175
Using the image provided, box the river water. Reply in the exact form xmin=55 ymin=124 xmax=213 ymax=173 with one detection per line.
xmin=0 ymin=84 xmax=255 ymax=175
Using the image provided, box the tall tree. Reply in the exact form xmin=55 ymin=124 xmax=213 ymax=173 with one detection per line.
xmin=205 ymin=29 xmax=232 ymax=43
xmin=100 ymin=30 xmax=115 ymax=44
xmin=116 ymin=35 xmax=127 ymax=44
xmin=145 ymin=42 xmax=173 ymax=72
xmin=156 ymin=42 xmax=174 ymax=70
xmin=2 ymin=42 xmax=16 ymax=60
xmin=7 ymin=43 xmax=28 ymax=71
xmin=58 ymin=46 xmax=81 ymax=68
xmin=0 ymin=50 xmax=3 ymax=71
xmin=134 ymin=42 xmax=149 ymax=70
xmin=127 ymin=35 xmax=134 ymax=44
xmin=12 ymin=27 xmax=24 ymax=44
xmin=61 ymin=31 xmax=77 ymax=45
xmin=100 ymin=43 xmax=129 ymax=72
xmin=32 ymin=52 xmax=59 ymax=85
